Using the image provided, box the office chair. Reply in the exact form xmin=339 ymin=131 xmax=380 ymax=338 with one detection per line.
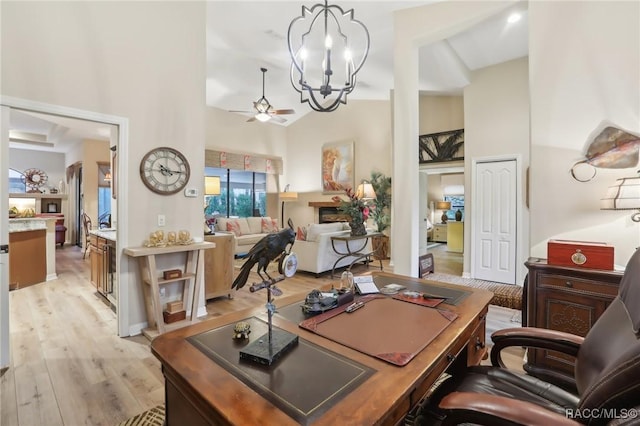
xmin=422 ymin=248 xmax=640 ymax=425
xmin=82 ymin=212 xmax=92 ymax=259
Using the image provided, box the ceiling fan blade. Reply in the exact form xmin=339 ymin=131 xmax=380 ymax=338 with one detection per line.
xmin=246 ymin=117 xmax=257 ymax=122
xmin=228 ymin=110 xmax=254 ymax=114
xmin=271 ymin=109 xmax=295 ymax=115
xmin=270 ymin=115 xmax=287 ymax=124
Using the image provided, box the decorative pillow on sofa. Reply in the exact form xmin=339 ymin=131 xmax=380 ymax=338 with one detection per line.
xmin=296 ymin=226 xmax=307 ymax=241
xmin=226 ymin=219 xmax=242 ymax=237
xmin=261 ymin=217 xmax=279 ymax=233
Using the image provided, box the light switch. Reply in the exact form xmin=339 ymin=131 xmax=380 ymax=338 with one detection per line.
xmin=158 ymin=214 xmax=166 ymax=227
xmin=184 ymin=188 xmax=198 ymax=197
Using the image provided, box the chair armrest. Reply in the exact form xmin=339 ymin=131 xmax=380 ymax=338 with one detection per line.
xmin=490 ymin=327 xmax=584 ymax=368
xmin=439 ymin=392 xmax=580 ymax=426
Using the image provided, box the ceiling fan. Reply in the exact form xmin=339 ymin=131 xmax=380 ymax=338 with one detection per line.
xmin=229 ymin=67 xmax=295 ymax=124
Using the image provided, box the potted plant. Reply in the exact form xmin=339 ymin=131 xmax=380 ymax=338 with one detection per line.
xmin=370 ymin=171 xmax=391 ymax=259
xmin=332 ymin=188 xmax=371 ymax=236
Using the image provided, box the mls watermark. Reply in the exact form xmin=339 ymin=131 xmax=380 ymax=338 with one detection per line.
xmin=566 ymin=408 xmax=639 ymax=421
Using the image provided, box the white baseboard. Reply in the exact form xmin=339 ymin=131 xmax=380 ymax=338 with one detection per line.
xmin=128 ymin=321 xmax=148 ymax=337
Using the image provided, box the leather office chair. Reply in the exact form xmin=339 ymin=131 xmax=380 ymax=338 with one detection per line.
xmin=82 ymin=213 xmax=92 ymax=259
xmin=422 ymin=248 xmax=640 ymax=425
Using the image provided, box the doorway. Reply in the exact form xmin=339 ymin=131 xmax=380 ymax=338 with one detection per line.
xmin=1 ymin=97 xmax=130 ymax=370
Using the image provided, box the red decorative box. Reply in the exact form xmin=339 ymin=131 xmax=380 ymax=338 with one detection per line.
xmin=547 ymin=239 xmax=614 ymax=270
xmin=163 ymin=310 xmax=186 ymax=324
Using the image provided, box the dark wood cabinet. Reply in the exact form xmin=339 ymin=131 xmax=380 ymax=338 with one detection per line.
xmin=525 ymin=258 xmax=623 ymax=387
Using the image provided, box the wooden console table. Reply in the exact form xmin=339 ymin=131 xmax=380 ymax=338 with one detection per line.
xmin=330 ymin=232 xmax=383 ymax=278
xmin=124 ymin=242 xmax=215 ymax=339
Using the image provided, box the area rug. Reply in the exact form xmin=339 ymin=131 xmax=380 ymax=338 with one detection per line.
xmin=426 ymin=272 xmax=523 ymax=311
xmin=116 ymin=405 xmax=164 ymax=426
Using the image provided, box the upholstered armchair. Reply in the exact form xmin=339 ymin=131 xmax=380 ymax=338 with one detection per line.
xmin=422 ymin=248 xmax=640 ymax=425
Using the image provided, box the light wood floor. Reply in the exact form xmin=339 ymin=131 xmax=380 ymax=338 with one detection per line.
xmin=1 ymin=245 xmax=523 ymax=426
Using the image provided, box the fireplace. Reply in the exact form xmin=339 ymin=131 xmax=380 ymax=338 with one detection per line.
xmin=319 ymin=207 xmax=349 ymax=224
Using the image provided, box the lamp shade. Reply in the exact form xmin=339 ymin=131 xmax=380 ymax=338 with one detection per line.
xmin=279 ymin=191 xmax=298 ymax=201
xmin=435 ymin=201 xmax=451 ymax=211
xmin=355 ymin=182 xmax=376 ymax=200
xmin=205 ymin=176 xmax=221 ymax=195
xmin=601 ymin=176 xmax=640 ymax=210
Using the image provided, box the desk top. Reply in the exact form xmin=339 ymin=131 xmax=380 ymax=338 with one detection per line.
xmin=151 ymin=271 xmax=492 ymax=425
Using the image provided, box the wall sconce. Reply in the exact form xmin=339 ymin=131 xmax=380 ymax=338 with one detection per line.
xmin=435 ymin=201 xmax=451 ymax=224
xmin=279 ymin=184 xmax=299 ymax=225
xmin=287 ymin=0 xmax=370 ymax=112
xmin=601 ymin=175 xmax=640 ymax=222
xmin=355 ymin=181 xmax=376 ymax=200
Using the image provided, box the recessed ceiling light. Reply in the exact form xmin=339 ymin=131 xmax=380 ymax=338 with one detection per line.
xmin=507 ymin=13 xmax=522 ymax=24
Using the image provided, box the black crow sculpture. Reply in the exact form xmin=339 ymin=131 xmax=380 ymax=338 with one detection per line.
xmin=231 ymin=218 xmax=296 ymax=291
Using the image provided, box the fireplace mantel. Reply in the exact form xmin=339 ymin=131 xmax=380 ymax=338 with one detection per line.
xmin=308 ymin=201 xmax=340 ymax=208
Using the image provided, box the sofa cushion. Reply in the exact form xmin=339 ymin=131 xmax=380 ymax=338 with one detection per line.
xmin=261 ymin=217 xmax=279 ymax=233
xmin=245 ymin=217 xmax=262 ymax=234
xmin=236 ymin=233 xmax=267 ymax=246
xmin=306 ymin=222 xmax=347 ymax=242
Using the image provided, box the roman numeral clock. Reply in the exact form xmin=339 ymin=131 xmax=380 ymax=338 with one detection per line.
xmin=139 ymin=147 xmax=191 ymax=195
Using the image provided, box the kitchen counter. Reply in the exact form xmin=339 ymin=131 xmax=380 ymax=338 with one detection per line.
xmin=8 ymin=217 xmax=58 ymax=285
xmin=89 ymin=228 xmax=116 ymax=242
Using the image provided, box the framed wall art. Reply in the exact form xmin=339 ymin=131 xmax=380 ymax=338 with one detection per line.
xmin=419 ymin=129 xmax=464 ymax=163
xmin=321 ymin=140 xmax=354 ymax=193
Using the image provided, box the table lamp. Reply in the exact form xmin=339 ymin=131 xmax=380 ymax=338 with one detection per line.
xmin=436 ymin=201 xmax=451 ymax=224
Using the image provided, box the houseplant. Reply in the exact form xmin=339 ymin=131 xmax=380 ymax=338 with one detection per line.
xmin=332 ymin=188 xmax=372 ymax=236
xmin=370 ymin=171 xmax=391 ymax=259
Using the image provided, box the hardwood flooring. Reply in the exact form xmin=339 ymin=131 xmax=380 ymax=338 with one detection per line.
xmin=1 ymin=245 xmax=523 ymax=426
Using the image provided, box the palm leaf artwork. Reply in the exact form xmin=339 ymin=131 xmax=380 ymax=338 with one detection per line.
xmin=419 ymin=129 xmax=464 ymax=163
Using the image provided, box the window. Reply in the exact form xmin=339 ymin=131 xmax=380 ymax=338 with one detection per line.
xmin=9 ymin=168 xmax=26 ymax=193
xmin=205 ymin=167 xmax=266 ymax=218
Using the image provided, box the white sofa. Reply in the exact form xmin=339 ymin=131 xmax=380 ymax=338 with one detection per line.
xmin=214 ymin=217 xmax=279 ymax=255
xmin=293 ymin=222 xmax=374 ymax=276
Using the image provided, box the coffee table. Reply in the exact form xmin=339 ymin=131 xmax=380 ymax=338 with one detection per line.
xmin=151 ymin=271 xmax=493 ymax=425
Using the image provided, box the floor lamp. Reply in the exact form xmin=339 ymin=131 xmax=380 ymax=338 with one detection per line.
xmin=279 ymin=187 xmax=298 ymax=226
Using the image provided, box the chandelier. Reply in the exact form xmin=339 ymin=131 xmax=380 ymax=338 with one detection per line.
xmin=287 ymin=0 xmax=370 ymax=112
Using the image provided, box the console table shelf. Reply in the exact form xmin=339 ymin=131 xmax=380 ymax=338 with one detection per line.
xmin=124 ymin=242 xmax=215 ymax=340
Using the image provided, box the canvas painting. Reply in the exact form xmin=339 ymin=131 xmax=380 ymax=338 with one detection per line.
xmin=322 ymin=141 xmax=354 ymax=193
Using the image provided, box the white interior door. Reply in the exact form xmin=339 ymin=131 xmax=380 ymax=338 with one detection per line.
xmin=472 ymin=159 xmax=517 ymax=284
xmin=1 ymin=106 xmax=10 ymax=368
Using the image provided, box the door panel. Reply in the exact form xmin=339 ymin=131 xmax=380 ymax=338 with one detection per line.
xmin=473 ymin=160 xmax=517 ymax=284
xmin=1 ymin=105 xmax=10 ymax=367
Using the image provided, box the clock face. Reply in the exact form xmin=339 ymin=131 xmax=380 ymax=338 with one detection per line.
xmin=139 ymin=147 xmax=191 ymax=195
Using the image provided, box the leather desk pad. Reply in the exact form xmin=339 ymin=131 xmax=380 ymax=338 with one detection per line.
xmin=188 ymin=317 xmax=375 ymax=425
xmin=299 ymin=295 xmax=458 ymax=366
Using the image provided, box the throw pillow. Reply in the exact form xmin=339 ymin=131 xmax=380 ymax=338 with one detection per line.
xmin=296 ymin=226 xmax=307 ymax=241
xmin=261 ymin=217 xmax=278 ymax=233
xmin=226 ymin=219 xmax=242 ymax=237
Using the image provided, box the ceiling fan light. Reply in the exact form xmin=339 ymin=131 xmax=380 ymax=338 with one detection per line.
xmin=255 ymin=112 xmax=271 ymax=122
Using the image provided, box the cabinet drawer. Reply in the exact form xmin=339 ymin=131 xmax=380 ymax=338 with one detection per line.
xmin=467 ymin=313 xmax=487 ymax=366
xmin=537 ymin=274 xmax=618 ymax=298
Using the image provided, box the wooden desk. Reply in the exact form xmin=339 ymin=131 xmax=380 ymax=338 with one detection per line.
xmin=151 ymin=271 xmax=492 ymax=425
xmin=330 ymin=232 xmax=383 ymax=278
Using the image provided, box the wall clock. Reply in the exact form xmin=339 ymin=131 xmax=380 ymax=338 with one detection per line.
xmin=22 ymin=168 xmax=48 ymax=193
xmin=139 ymin=147 xmax=191 ymax=195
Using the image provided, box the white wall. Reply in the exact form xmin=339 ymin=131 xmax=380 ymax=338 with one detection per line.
xmin=2 ymin=1 xmax=207 ymax=334
xmin=529 ymin=1 xmax=640 ymax=267
xmin=464 ymin=57 xmax=530 ymax=281
xmin=8 ymin=149 xmax=66 ymax=192
xmin=419 ymin=95 xmax=464 ymax=135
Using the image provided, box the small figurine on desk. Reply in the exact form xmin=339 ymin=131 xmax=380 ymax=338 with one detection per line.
xmin=236 ymin=219 xmax=300 ymax=366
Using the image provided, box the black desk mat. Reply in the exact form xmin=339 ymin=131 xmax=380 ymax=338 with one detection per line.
xmin=188 ymin=317 xmax=375 ymax=425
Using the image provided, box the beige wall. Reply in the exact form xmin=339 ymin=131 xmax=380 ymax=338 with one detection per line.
xmin=529 ymin=1 xmax=640 ymax=266
xmin=2 ymin=1 xmax=207 ymax=333
xmin=463 ymin=56 xmax=530 ymax=281
xmin=419 ymin=95 xmax=464 ymax=135
xmin=284 ymin=100 xmax=392 ymax=228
